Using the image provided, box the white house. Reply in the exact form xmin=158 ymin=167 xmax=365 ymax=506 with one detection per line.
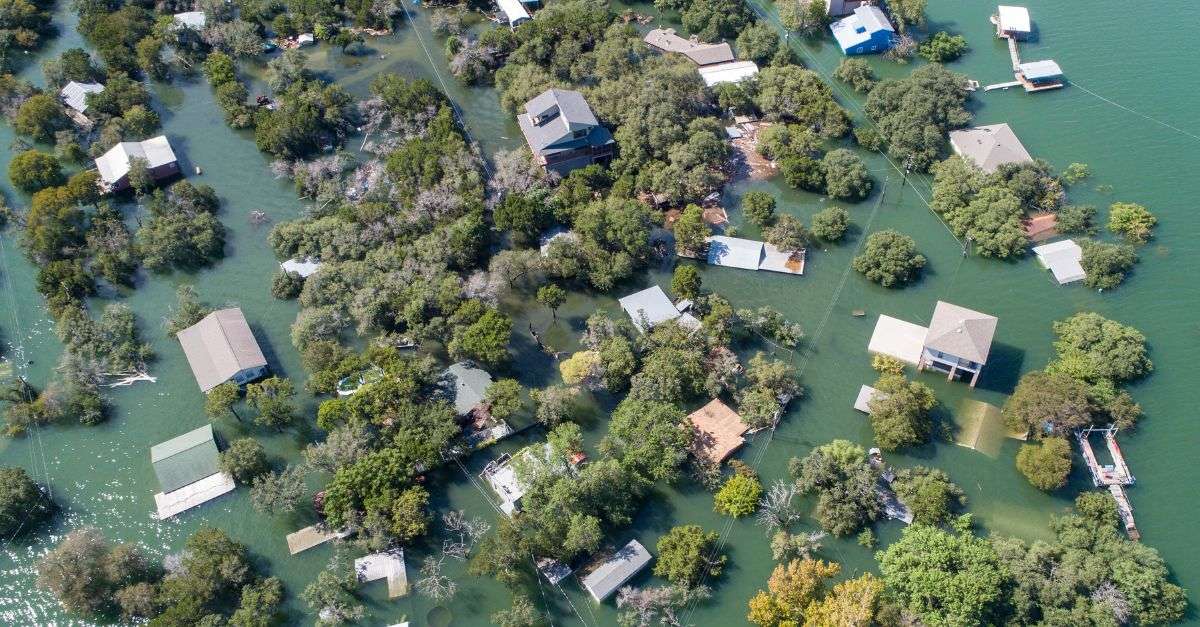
xmin=1032 ymin=239 xmax=1085 ymax=284
xmin=618 ymin=285 xmax=699 ymax=333
xmin=94 ymin=135 xmax=179 ymax=192
xmin=918 ymin=301 xmax=998 ymax=387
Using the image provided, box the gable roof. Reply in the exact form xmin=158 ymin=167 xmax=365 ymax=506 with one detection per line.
xmin=643 ymin=28 xmax=735 ymax=66
xmin=495 ymin=0 xmax=530 ymax=25
xmin=1019 ymin=60 xmax=1062 ymax=80
xmin=94 ymin=136 xmax=178 ymax=185
xmin=518 ymin=89 xmax=606 ymax=154
xmin=706 ymin=235 xmax=764 ymax=270
xmin=61 ymin=81 xmax=104 ymax=113
xmin=997 ymin=5 xmax=1031 ymax=33
xmin=581 ymin=540 xmax=653 ymax=601
xmin=177 ymin=308 xmax=268 ymax=392
xmin=948 ymin=123 xmax=1034 ymax=173
xmin=443 ymin=362 xmax=493 ymax=415
xmin=619 ymin=286 xmax=682 ymax=332
xmin=1032 ymin=239 xmax=1085 ymax=284
xmin=924 ymin=301 xmax=998 ymax=364
xmin=151 ymin=424 xmax=220 ymax=493
xmin=830 ymin=5 xmax=895 ymax=49
xmin=688 ymin=399 xmax=749 ymax=462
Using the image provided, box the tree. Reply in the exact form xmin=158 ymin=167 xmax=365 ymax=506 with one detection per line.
xmin=852 ymin=230 xmax=926 ymax=287
xmin=1080 ymin=240 xmax=1137 ymax=290
xmin=865 ymin=64 xmax=971 ymax=171
xmin=671 ymin=264 xmax=702 ymax=300
xmin=246 ymin=377 xmax=297 ymax=430
xmin=37 ymin=528 xmax=152 ymax=617
xmin=833 ymin=58 xmax=875 ymax=92
xmin=747 ymin=558 xmax=839 ymax=627
xmin=892 ymin=466 xmax=966 ymax=525
xmin=603 ymin=398 xmax=691 ymax=483
xmin=9 ymin=150 xmax=63 ymax=192
xmin=390 ymin=485 xmax=430 ymax=542
xmin=740 ymin=191 xmax=776 ymax=227
xmin=220 ymin=438 xmax=268 ymax=482
xmin=250 ymin=466 xmax=305 ymax=515
xmin=302 ymin=569 xmax=364 ymax=625
xmin=791 ymin=440 xmax=880 ymax=536
xmin=673 ymin=204 xmax=709 ymax=256
xmin=536 ymin=284 xmax=567 ymax=319
xmin=13 ymin=93 xmax=68 ymax=142
xmin=617 ymin=585 xmax=711 ymax=627
xmin=714 ymin=473 xmax=762 ymax=517
xmin=918 ymin=31 xmax=968 ymax=62
xmin=735 ymin=23 xmax=779 ymax=65
xmin=1016 ymin=437 xmax=1072 ymax=491
xmin=229 ymin=577 xmax=284 ymax=627
xmin=753 ymin=65 xmax=849 ymax=138
xmin=810 ymin=206 xmax=849 ymax=242
xmin=1002 ymin=371 xmax=1093 ymax=436
xmin=802 ymin=573 xmax=884 ymax=627
xmin=878 ymin=524 xmax=1006 ymax=626
xmin=1107 ymin=202 xmax=1156 ymax=244
xmin=764 ymin=214 xmax=809 ymax=253
xmin=654 ymin=525 xmax=726 ymax=586
xmin=560 ymin=350 xmax=602 ymax=387
xmin=887 ymin=0 xmax=927 ymax=32
xmin=868 ymin=374 xmax=935 ymax=450
xmin=1062 ymin=162 xmax=1092 ymax=185
xmin=821 ymin=149 xmax=872 ymax=200
xmin=450 ymin=309 xmax=512 ymax=366
xmin=492 ymin=594 xmax=543 ymax=627
xmin=1056 ymin=204 xmax=1096 ymax=235
xmin=530 ymin=384 xmax=579 ymax=426
xmin=0 ymin=466 xmax=52 ymax=538
xmin=777 ymin=0 xmax=827 ymax=35
xmin=205 ymin=381 xmax=242 ymax=422
xmin=484 ymin=378 xmax=523 ymax=420
xmin=1048 ymin=312 xmax=1151 ymax=387
xmin=167 ymin=285 xmax=212 ymax=336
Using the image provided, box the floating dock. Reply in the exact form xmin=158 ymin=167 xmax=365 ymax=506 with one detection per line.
xmin=1077 ymin=426 xmax=1140 ymax=540
xmin=286 ymin=525 xmax=352 ymax=555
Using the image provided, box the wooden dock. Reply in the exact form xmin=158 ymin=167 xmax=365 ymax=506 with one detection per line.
xmin=1078 ymin=426 xmax=1140 ymax=540
xmin=286 ymin=525 xmax=351 ymax=555
xmin=354 ymin=550 xmax=408 ymax=598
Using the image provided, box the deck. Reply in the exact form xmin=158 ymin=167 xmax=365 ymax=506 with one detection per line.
xmin=286 ymin=525 xmax=352 ymax=555
xmin=853 ymin=385 xmax=885 ymax=414
xmin=867 ymin=315 xmax=927 ymax=365
xmin=355 ymin=550 xmax=409 ymax=598
xmin=154 ymin=472 xmax=236 ymax=519
xmin=1078 ymin=427 xmax=1140 ymax=540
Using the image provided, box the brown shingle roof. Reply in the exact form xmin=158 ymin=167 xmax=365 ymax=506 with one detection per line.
xmin=688 ymin=399 xmax=749 ymax=462
xmin=924 ymin=301 xmax=997 ymax=364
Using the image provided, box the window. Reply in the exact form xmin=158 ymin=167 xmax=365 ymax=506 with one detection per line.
xmin=855 ymin=26 xmax=866 ymax=34
xmin=572 ymin=129 xmax=587 ymax=139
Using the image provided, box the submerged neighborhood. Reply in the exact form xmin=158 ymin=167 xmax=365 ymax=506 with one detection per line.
xmin=0 ymin=0 xmax=1187 ymax=624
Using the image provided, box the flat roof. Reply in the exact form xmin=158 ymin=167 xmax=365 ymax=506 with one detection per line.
xmin=706 ymin=235 xmax=763 ymax=270
xmin=697 ymin=61 xmax=759 ymax=87
xmin=1019 ymin=60 xmax=1063 ymax=80
xmin=619 ymin=285 xmax=682 ymax=332
xmin=581 ymin=540 xmax=653 ymax=602
xmin=1033 ymin=239 xmax=1085 ymax=284
xmin=997 ymin=5 xmax=1031 ymax=32
xmin=868 ymin=315 xmax=927 ymax=365
xmin=853 ymin=385 xmax=887 ymax=413
xmin=154 ymin=471 xmax=235 ymax=519
xmin=495 ymin=0 xmax=530 ymax=25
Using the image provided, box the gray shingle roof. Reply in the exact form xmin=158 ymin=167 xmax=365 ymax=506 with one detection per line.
xmin=643 ymin=28 xmax=734 ymax=66
xmin=443 ymin=362 xmax=493 ymax=415
xmin=151 ymin=424 xmax=220 ymax=493
xmin=581 ymin=540 xmax=652 ymax=602
xmin=924 ymin=301 xmax=997 ymax=364
xmin=519 ymin=89 xmax=602 ymax=153
xmin=177 ymin=308 xmax=267 ymax=392
xmin=948 ymin=123 xmax=1033 ymax=173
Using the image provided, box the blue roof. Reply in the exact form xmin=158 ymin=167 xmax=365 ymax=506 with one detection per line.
xmin=830 ymin=6 xmax=895 ymax=51
xmin=1019 ymin=60 xmax=1062 ymax=80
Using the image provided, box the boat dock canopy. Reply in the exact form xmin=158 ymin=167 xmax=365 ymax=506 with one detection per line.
xmin=1018 ymin=59 xmax=1063 ymax=80
xmin=581 ymin=540 xmax=653 ymax=602
xmin=1032 ymin=239 xmax=1086 ymax=284
xmin=150 ymin=424 xmax=236 ymax=519
xmin=997 ymin=5 xmax=1031 ymax=33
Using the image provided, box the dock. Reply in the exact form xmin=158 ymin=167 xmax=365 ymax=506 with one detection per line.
xmin=286 ymin=525 xmax=352 ymax=555
xmin=868 ymin=448 xmax=913 ymax=524
xmin=988 ymin=9 xmax=1064 ymax=93
xmin=354 ymin=550 xmax=408 ymax=598
xmin=1077 ymin=426 xmax=1140 ymax=539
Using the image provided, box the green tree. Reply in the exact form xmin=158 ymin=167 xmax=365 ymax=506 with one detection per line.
xmin=740 ymin=191 xmax=776 ymax=227
xmin=450 ymin=309 xmax=512 ymax=366
xmin=918 ymin=31 xmax=968 ymax=62
xmin=13 ymin=93 xmax=68 ymax=142
xmin=205 ymin=381 xmax=242 ymax=422
xmin=868 ymin=374 xmax=935 ymax=450
xmin=9 ymin=150 xmax=63 ymax=192
xmin=228 ymin=577 xmax=285 ymax=627
xmin=1079 ymin=240 xmax=1137 ymax=290
xmin=1055 ymin=203 xmax=1096 ymax=235
xmin=734 ymin=23 xmax=779 ymax=65
xmin=671 ymin=264 xmax=702 ymax=300
xmin=887 ymin=0 xmax=927 ymax=32
xmin=1015 ymin=436 xmax=1072 ymax=491
xmin=249 ymin=466 xmax=305 ymax=515
xmin=1048 ymin=312 xmax=1151 ymax=387
xmin=390 ymin=485 xmax=430 ymax=542
xmin=1002 ymin=371 xmax=1093 ymax=436
xmin=1062 ymin=162 xmax=1091 ymax=185
xmin=833 ymin=58 xmax=876 ymax=92
xmin=777 ymin=0 xmax=827 ymax=35
xmin=602 ymin=398 xmax=691 ymax=484
xmin=892 ymin=466 xmax=965 ymax=525
xmin=791 ymin=440 xmax=879 ymax=536
xmin=246 ymin=377 xmax=297 ymax=430
xmin=530 ymin=385 xmax=579 ymax=427
xmin=821 ymin=149 xmax=872 ymax=200
xmin=1107 ymin=202 xmax=1156 ymax=244
xmin=0 ymin=466 xmax=53 ymax=538
xmin=36 ymin=528 xmax=153 ymax=617
xmin=536 ymin=284 xmax=566 ymax=319
xmin=492 ymin=594 xmax=543 ymax=627
xmin=219 ymin=438 xmax=269 ymax=482
xmin=810 ymin=206 xmax=849 ymax=242
xmin=877 ymin=524 xmax=1007 ymax=626
xmin=852 ymin=230 xmax=926 ymax=287
xmin=714 ymin=473 xmax=762 ymax=518
xmin=484 ymin=378 xmax=523 ymax=420
xmin=865 ymin=64 xmax=971 ymax=171
xmin=753 ymin=65 xmax=849 ymax=138
xmin=673 ymin=204 xmax=709 ymax=256
xmin=654 ymin=524 xmax=726 ymax=586
xmin=763 ymin=214 xmax=809 ymax=253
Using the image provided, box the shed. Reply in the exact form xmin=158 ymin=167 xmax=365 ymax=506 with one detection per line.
xmin=688 ymin=399 xmax=750 ymax=462
xmin=706 ymin=235 xmax=763 ymax=270
xmin=830 ymin=5 xmax=895 ymax=55
xmin=60 ymin=81 xmax=104 ymax=113
xmin=997 ymin=6 xmax=1031 ymax=37
xmin=442 ymin=362 xmax=493 ymax=415
xmin=177 ymin=308 xmax=269 ymax=392
xmin=581 ymin=540 xmax=653 ymax=602
xmin=173 ymin=11 xmax=206 ymax=30
xmin=496 ymin=0 xmax=531 ymax=27
xmin=619 ymin=285 xmax=687 ymax=332
xmin=150 ymin=424 xmax=236 ymax=519
xmin=280 ymin=257 xmax=322 ymax=277
xmin=94 ymin=135 xmax=180 ymax=192
xmin=1018 ymin=60 xmax=1062 ymax=82
xmin=948 ymin=124 xmax=1033 ymax=173
xmin=1032 ymin=239 xmax=1085 ymax=284
xmin=697 ymin=60 xmax=759 ymax=86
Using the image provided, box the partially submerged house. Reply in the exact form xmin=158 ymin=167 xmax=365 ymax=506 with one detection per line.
xmin=618 ymin=285 xmax=700 ymax=333
xmin=495 ymin=0 xmax=531 ymax=28
xmin=60 ymin=81 xmax=103 ymax=114
xmin=481 ymin=442 xmax=579 ymax=515
xmin=643 ymin=28 xmax=734 ymax=66
xmin=830 ymin=6 xmax=895 ymax=55
xmin=151 ymin=424 xmax=236 ymax=519
xmin=697 ymin=60 xmax=760 ymax=87
xmin=948 ymin=123 xmax=1033 ymax=173
xmin=1032 ymin=239 xmax=1085 ymax=284
xmin=706 ymin=235 xmax=804 ymax=275
xmin=580 ymin=540 xmax=653 ymax=602
xmin=177 ymin=308 xmax=269 ymax=392
xmin=94 ymin=135 xmax=180 ymax=192
xmin=688 ymin=399 xmax=750 ymax=462
xmin=868 ymin=301 xmax=998 ymax=387
xmin=517 ymin=89 xmax=615 ymax=176
xmin=441 ymin=362 xmax=512 ymax=447
xmin=996 ymin=5 xmax=1032 ymax=39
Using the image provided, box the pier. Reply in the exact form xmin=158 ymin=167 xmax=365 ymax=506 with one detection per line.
xmin=987 ymin=8 xmax=1064 ymax=93
xmin=1077 ymin=426 xmax=1140 ymax=540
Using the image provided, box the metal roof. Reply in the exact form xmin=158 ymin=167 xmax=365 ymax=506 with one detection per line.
xmin=443 ymin=362 xmax=493 ymax=415
xmin=1032 ymin=239 xmax=1085 ymax=284
xmin=60 ymin=81 xmax=103 ymax=113
xmin=177 ymin=308 xmax=268 ymax=392
xmin=1018 ymin=60 xmax=1063 ymax=80
xmin=997 ymin=5 xmax=1031 ymax=33
xmin=495 ymin=0 xmax=530 ymax=25
xmin=697 ymin=60 xmax=759 ymax=87
xmin=581 ymin=540 xmax=653 ymax=602
xmin=706 ymin=235 xmax=764 ymax=270
xmin=924 ymin=301 xmax=998 ymax=364
xmin=618 ymin=286 xmax=681 ymax=332
xmin=151 ymin=424 xmax=220 ymax=493
xmin=830 ymin=5 xmax=895 ymax=50
xmin=94 ymin=136 xmax=178 ymax=185
xmin=948 ymin=123 xmax=1034 ymax=173
xmin=173 ymin=11 xmax=206 ymax=29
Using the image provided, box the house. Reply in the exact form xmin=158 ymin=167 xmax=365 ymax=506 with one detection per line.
xmin=177 ymin=308 xmax=269 ymax=392
xmin=482 ymin=443 xmax=578 ymax=515
xmin=1017 ymin=60 xmax=1063 ymax=89
xmin=151 ymin=424 xmax=236 ymax=519
xmin=919 ymin=301 xmax=998 ymax=387
xmin=580 ymin=540 xmax=653 ymax=602
xmin=618 ymin=285 xmax=700 ymax=333
xmin=517 ymin=89 xmax=615 ymax=176
xmin=706 ymin=235 xmax=804 ymax=275
xmin=643 ymin=28 xmax=734 ymax=66
xmin=94 ymin=135 xmax=180 ymax=192
xmin=1032 ymin=239 xmax=1085 ymax=284
xmin=173 ymin=11 xmax=206 ymax=30
xmin=948 ymin=123 xmax=1033 ymax=173
xmin=442 ymin=361 xmax=493 ymax=416
xmin=996 ymin=5 xmax=1032 ymax=39
xmin=830 ymin=5 xmax=895 ymax=55
xmin=60 ymin=81 xmax=104 ymax=114
xmin=697 ymin=60 xmax=759 ymax=86
xmin=688 ymin=399 xmax=750 ymax=462
xmin=826 ymin=0 xmax=866 ymax=17
xmin=496 ymin=0 xmax=531 ymax=28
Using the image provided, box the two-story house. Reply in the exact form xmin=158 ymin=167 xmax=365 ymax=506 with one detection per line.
xmin=918 ymin=301 xmax=998 ymax=387
xmin=517 ymin=88 xmax=615 ymax=176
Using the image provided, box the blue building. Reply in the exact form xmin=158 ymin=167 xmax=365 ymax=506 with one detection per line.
xmin=830 ymin=5 xmax=896 ymax=55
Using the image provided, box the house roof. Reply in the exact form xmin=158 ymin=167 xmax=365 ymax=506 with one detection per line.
xmin=1018 ymin=60 xmax=1062 ymax=80
xmin=173 ymin=11 xmax=206 ymax=29
xmin=948 ymin=123 xmax=1034 ymax=173
xmin=151 ymin=424 xmax=220 ymax=493
xmin=706 ymin=235 xmax=764 ymax=270
xmin=94 ymin=136 xmax=178 ymax=185
xmin=443 ymin=362 xmax=493 ymax=415
xmin=60 ymin=81 xmax=103 ymax=113
xmin=1032 ymin=239 xmax=1085 ymax=284
xmin=518 ymin=89 xmax=607 ymax=154
xmin=924 ymin=301 xmax=998 ymax=364
xmin=697 ymin=60 xmax=759 ymax=87
xmin=177 ymin=308 xmax=268 ymax=392
xmin=280 ymin=257 xmax=322 ymax=277
xmin=643 ymin=28 xmax=734 ymax=66
xmin=997 ymin=5 xmax=1031 ymax=33
xmin=496 ymin=0 xmax=531 ymax=25
xmin=618 ymin=285 xmax=682 ymax=332
xmin=868 ymin=314 xmax=928 ymax=365
xmin=830 ymin=5 xmax=895 ymax=50
xmin=688 ymin=399 xmax=749 ymax=462
xmin=581 ymin=540 xmax=653 ymax=602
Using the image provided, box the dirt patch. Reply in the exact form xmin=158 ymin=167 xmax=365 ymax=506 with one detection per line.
xmin=729 ymin=121 xmax=777 ymax=181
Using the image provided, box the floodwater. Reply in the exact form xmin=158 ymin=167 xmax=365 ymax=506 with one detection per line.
xmin=1 ymin=0 xmax=1199 ymax=624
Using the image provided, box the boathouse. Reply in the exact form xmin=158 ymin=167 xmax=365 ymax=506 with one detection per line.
xmin=177 ymin=308 xmax=269 ymax=392
xmin=618 ymin=285 xmax=700 ymax=333
xmin=948 ymin=123 xmax=1033 ymax=173
xmin=1017 ymin=60 xmax=1064 ymax=90
xmin=151 ymin=424 xmax=236 ymax=519
xmin=354 ymin=550 xmax=408 ymax=598
xmin=581 ymin=540 xmax=653 ymax=602
xmin=830 ymin=6 xmax=895 ymax=55
xmin=996 ymin=5 xmax=1031 ymax=39
xmin=517 ymin=89 xmax=615 ymax=175
xmin=1032 ymin=239 xmax=1086 ymax=284
xmin=688 ymin=399 xmax=750 ymax=462
xmin=643 ymin=28 xmax=734 ymax=66
xmin=94 ymin=135 xmax=180 ymax=192
xmin=919 ymin=301 xmax=997 ymax=387
xmin=60 ymin=81 xmax=103 ymax=114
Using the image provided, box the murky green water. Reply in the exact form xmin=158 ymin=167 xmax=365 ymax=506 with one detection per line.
xmin=2 ymin=0 xmax=1199 ymax=624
